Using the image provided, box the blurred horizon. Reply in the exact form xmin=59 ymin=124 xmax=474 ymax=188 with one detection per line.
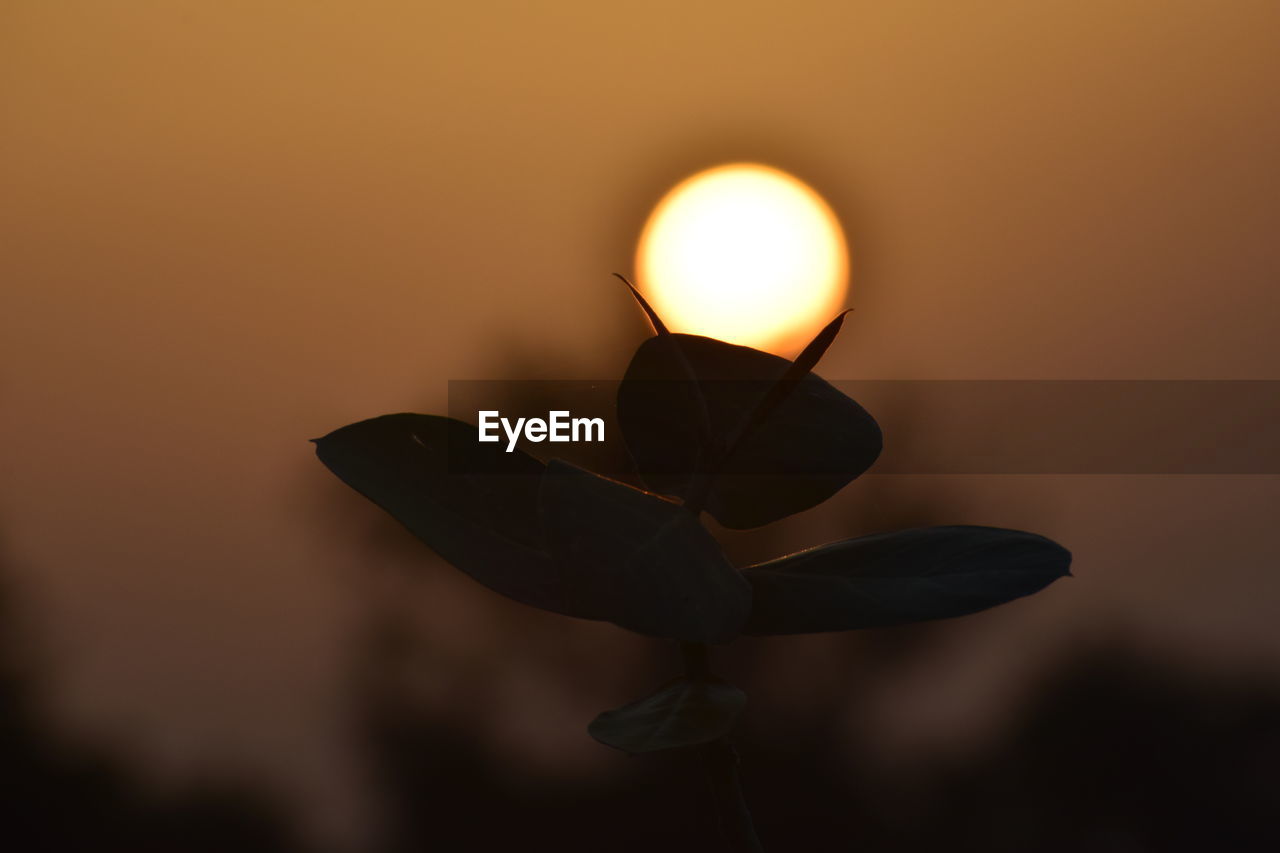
xmin=3 ymin=2 xmax=1278 ymax=849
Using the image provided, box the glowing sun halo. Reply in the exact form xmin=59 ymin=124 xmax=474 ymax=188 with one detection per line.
xmin=636 ymin=163 xmax=848 ymax=354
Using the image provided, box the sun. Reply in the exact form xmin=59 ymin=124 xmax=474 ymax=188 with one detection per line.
xmin=635 ymin=163 xmax=848 ymax=355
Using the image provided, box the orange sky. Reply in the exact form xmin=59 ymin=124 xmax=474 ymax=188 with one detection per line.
xmin=3 ymin=2 xmax=1279 ymax=847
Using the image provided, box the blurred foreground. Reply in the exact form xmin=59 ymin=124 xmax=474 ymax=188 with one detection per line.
xmin=3 ymin=542 xmax=1276 ymax=853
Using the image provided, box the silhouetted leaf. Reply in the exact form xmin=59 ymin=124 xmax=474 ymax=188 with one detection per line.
xmin=613 ymin=272 xmax=669 ymax=335
xmin=539 ymin=460 xmax=751 ymax=643
xmin=588 ymin=677 xmax=746 ymax=753
xmin=791 ymin=309 xmax=853 ymax=376
xmin=617 ymin=334 xmax=881 ymax=528
xmin=730 ymin=309 xmax=852 ymax=442
xmin=743 ymin=526 xmax=1071 ymax=634
xmin=313 ymin=414 xmax=575 ymax=615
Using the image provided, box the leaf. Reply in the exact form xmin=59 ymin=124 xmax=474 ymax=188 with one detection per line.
xmin=588 ymin=678 xmax=747 ymax=753
xmin=727 ymin=309 xmax=853 ymax=446
xmin=617 ymin=333 xmax=882 ymax=528
xmin=313 ymin=414 xmax=576 ymax=614
xmin=743 ymin=526 xmax=1071 ymax=635
xmin=315 ymin=418 xmax=751 ymax=639
xmin=791 ymin=309 xmax=853 ymax=377
xmin=613 ymin=273 xmax=669 ymax=335
xmin=538 ymin=460 xmax=751 ymax=643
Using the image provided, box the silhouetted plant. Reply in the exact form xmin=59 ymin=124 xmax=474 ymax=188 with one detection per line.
xmin=314 ymin=278 xmax=1071 ymax=851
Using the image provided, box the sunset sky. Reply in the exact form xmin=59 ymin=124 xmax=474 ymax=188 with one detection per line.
xmin=3 ymin=2 xmax=1278 ymax=848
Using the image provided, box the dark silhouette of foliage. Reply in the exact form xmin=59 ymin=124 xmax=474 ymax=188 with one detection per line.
xmin=315 ymin=284 xmax=1071 ymax=848
xmin=618 ymin=326 xmax=880 ymax=529
xmin=354 ymin=633 xmax=1280 ymax=853
xmin=0 ymin=542 xmax=300 ymax=853
xmin=743 ymin=526 xmax=1070 ymax=634
xmin=541 ymin=459 xmax=752 ymax=643
xmin=588 ymin=676 xmax=747 ymax=753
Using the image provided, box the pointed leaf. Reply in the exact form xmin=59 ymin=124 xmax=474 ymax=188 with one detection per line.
xmin=589 ymin=677 xmax=746 ymax=753
xmin=743 ymin=526 xmax=1071 ymax=635
xmin=791 ymin=309 xmax=853 ymax=378
xmin=729 ymin=309 xmax=853 ymax=444
xmin=617 ymin=334 xmax=882 ymax=528
xmin=613 ymin=272 xmax=669 ymax=335
xmin=539 ymin=460 xmax=751 ymax=642
xmin=313 ymin=414 xmax=573 ymax=615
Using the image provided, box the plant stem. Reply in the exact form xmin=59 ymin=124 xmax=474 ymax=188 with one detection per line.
xmin=680 ymin=642 xmax=764 ymax=852
xmin=702 ymin=739 xmax=764 ymax=853
xmin=680 ymin=641 xmax=711 ymax=679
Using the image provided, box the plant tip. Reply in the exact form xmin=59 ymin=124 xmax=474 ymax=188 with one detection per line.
xmin=613 ymin=272 xmax=669 ymax=335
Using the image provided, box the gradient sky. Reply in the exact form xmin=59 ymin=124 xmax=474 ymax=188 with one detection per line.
xmin=3 ymin=2 xmax=1279 ymax=848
